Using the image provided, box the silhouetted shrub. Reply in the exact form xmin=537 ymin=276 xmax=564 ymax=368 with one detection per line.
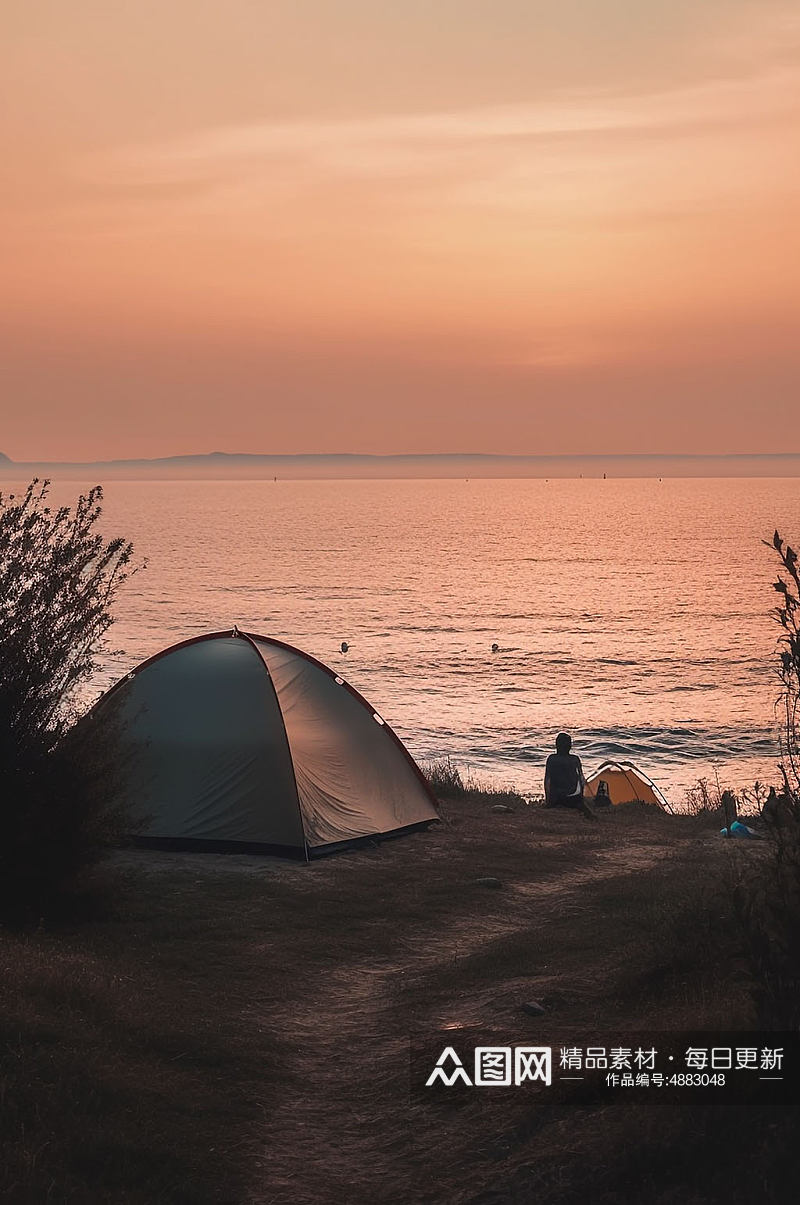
xmin=730 ymin=533 xmax=800 ymax=1026
xmin=682 ymin=776 xmax=724 ymax=817
xmin=0 ymin=480 xmax=140 ymax=921
xmin=683 ymin=777 xmax=770 ymax=822
xmin=770 ymin=530 xmax=800 ymax=796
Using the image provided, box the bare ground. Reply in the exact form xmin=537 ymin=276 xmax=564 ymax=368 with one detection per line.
xmin=2 ymin=801 xmax=792 ymax=1204
xmin=237 ymin=810 xmax=724 ymax=1204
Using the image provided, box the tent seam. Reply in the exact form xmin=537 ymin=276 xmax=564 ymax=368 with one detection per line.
xmin=238 ymin=631 xmax=310 ymax=863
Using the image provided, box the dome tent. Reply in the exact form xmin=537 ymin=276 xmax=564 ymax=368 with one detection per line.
xmin=94 ymin=630 xmax=439 ymax=859
xmin=584 ymin=760 xmax=671 ymax=811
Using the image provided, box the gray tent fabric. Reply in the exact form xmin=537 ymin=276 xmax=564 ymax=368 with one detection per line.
xmin=97 ymin=630 xmax=438 ymax=858
xmin=252 ymin=638 xmax=438 ymax=846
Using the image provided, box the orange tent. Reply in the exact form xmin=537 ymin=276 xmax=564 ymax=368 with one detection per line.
xmin=584 ymin=761 xmax=671 ymax=812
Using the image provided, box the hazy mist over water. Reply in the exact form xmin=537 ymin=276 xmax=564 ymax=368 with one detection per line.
xmin=17 ymin=476 xmax=800 ymax=808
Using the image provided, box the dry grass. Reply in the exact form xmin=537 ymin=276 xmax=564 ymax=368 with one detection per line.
xmin=0 ymin=799 xmax=795 ymax=1204
xmin=424 ymin=757 xmax=532 ymax=807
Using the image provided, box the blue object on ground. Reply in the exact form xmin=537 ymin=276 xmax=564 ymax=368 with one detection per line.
xmin=720 ymin=821 xmax=762 ymax=839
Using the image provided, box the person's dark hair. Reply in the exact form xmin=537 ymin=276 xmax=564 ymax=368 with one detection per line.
xmin=555 ymin=732 xmax=572 ymax=754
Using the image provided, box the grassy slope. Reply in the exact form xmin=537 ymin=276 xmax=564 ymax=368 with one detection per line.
xmin=0 ymin=802 xmax=795 ymax=1204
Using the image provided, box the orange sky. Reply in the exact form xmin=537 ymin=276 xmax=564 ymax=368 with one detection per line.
xmin=2 ymin=0 xmax=799 ymax=459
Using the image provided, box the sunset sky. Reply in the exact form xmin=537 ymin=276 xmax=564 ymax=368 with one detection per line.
xmin=2 ymin=1 xmax=799 ymax=460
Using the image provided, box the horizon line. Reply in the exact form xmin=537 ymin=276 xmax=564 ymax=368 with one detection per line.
xmin=3 ymin=450 xmax=800 ymax=467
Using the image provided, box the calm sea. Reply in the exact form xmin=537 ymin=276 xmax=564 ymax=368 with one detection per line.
xmin=16 ymin=476 xmax=800 ymax=808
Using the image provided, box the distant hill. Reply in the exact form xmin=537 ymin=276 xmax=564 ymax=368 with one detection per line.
xmin=1 ymin=451 xmax=800 ymax=480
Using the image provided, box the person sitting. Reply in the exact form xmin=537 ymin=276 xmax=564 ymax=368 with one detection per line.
xmin=544 ymin=733 xmax=596 ymax=819
xmin=762 ymin=784 xmax=795 ymax=828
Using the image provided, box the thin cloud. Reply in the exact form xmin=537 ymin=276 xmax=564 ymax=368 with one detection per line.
xmin=70 ymin=57 xmax=795 ymax=249
xmin=105 ymin=64 xmax=799 ymax=184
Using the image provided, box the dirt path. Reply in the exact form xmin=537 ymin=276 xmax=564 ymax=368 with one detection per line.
xmin=2 ymin=806 xmax=776 ymax=1205
xmin=246 ymin=816 xmax=683 ymax=1204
